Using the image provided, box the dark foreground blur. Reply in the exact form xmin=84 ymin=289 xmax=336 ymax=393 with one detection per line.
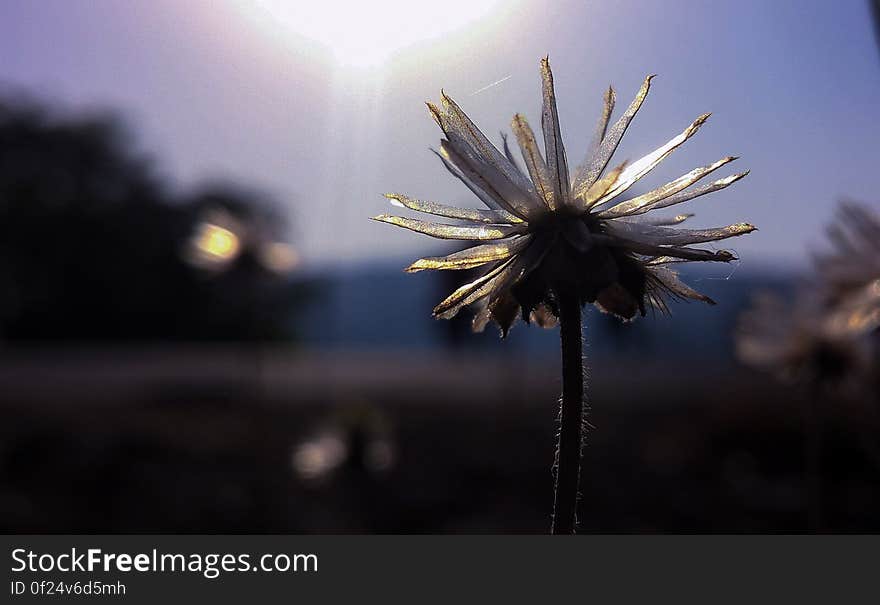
xmin=1 ymin=97 xmax=879 ymax=534
xmin=2 ymin=347 xmax=880 ymax=533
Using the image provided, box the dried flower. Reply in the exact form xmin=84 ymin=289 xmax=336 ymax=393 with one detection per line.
xmin=814 ymin=201 xmax=880 ymax=336
xmin=737 ymin=202 xmax=880 ymax=387
xmin=374 ymin=58 xmax=755 ymax=335
xmin=736 ymin=290 xmax=869 ymax=385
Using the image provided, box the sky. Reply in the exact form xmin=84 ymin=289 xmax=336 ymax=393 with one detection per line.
xmin=2 ymin=0 xmax=878 ymax=269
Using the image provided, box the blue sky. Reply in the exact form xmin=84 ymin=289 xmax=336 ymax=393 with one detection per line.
xmin=2 ymin=0 xmax=878 ymax=268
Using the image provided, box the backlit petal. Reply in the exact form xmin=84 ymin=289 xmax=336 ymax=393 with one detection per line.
xmin=649 ymin=266 xmax=716 ymax=304
xmin=572 ymin=74 xmax=654 ymax=192
xmin=405 ymin=235 xmax=533 ymax=273
xmin=598 ymin=156 xmax=737 ymax=218
xmin=385 ymin=193 xmax=522 ymax=224
xmin=606 ymin=221 xmax=756 ymax=246
xmin=540 ymin=57 xmax=570 ymax=206
xmin=371 ymin=214 xmax=523 ymax=240
xmin=591 ymin=113 xmax=712 ymax=207
xmin=511 ymin=113 xmax=555 ymax=210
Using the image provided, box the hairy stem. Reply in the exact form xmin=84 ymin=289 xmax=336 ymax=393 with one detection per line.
xmin=552 ymin=286 xmax=585 ymax=535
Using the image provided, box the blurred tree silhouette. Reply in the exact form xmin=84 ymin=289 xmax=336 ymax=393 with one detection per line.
xmin=0 ymin=96 xmax=308 ymax=342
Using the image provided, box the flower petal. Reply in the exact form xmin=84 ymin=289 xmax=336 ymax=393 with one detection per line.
xmin=574 ymin=161 xmax=627 ymax=210
xmin=572 ymin=74 xmax=654 ymax=192
xmin=440 ymin=139 xmax=539 ymax=219
xmin=371 ymin=214 xmax=523 ymax=240
xmin=648 ymin=265 xmax=716 ymax=304
xmin=540 ymin=57 xmax=570 ymax=206
xmin=500 ymin=132 xmax=523 ymax=175
xmin=385 ymin=193 xmax=522 ymax=224
xmin=644 ymin=255 xmax=689 ymax=265
xmin=604 ymin=235 xmax=738 ymax=262
xmin=429 ymin=95 xmax=541 ymax=214
xmin=597 ymin=156 xmax=738 ymax=218
xmin=625 ymin=213 xmax=694 ymax=226
xmin=405 ymin=235 xmax=533 ymax=273
xmin=433 ymin=259 xmax=515 ymax=319
xmin=431 ymin=147 xmax=505 ymax=212
xmin=586 ymin=86 xmax=615 ymax=166
xmin=471 ymin=299 xmax=492 ymax=333
xmin=591 ymin=113 xmax=712 ymax=207
xmin=433 ymin=237 xmax=547 ymax=318
xmin=635 ymin=171 xmax=750 ymax=214
xmin=473 ymin=292 xmax=522 ymax=337
xmin=606 ymin=221 xmax=756 ymax=246
xmin=511 ymin=113 xmax=556 ymax=210
xmin=571 ymin=86 xmax=615 ymax=204
xmin=596 ymin=86 xmax=615 ymax=141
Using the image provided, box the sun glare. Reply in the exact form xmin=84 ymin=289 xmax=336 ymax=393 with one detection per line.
xmin=232 ymin=0 xmax=503 ymax=67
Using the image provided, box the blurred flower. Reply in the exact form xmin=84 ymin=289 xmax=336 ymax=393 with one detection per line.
xmin=374 ymin=58 xmax=754 ymax=336
xmin=737 ymin=202 xmax=880 ymax=387
xmin=814 ymin=201 xmax=880 ymax=336
xmin=736 ymin=290 xmax=869 ymax=386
